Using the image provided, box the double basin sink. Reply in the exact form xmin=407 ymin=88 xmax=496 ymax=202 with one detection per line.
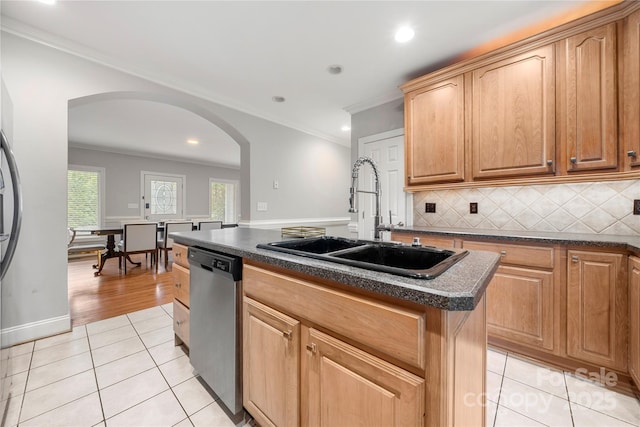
xmin=257 ymin=236 xmax=468 ymax=279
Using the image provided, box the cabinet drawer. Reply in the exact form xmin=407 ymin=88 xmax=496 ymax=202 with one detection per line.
xmin=391 ymin=232 xmax=456 ymax=249
xmin=173 ymin=263 xmax=190 ymax=307
xmin=173 ymin=299 xmax=190 ymax=348
xmin=244 ymin=264 xmax=426 ymax=370
xmin=173 ymin=243 xmax=190 ymax=269
xmin=463 ymin=240 xmax=554 ymax=269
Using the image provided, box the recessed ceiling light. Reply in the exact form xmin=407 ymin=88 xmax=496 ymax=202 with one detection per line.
xmin=341 ymin=125 xmax=351 ymax=132
xmin=272 ymin=96 xmax=286 ymax=103
xmin=327 ymin=65 xmax=343 ymax=75
xmin=187 ymin=139 xmax=199 ymax=145
xmin=395 ymin=26 xmax=415 ymax=43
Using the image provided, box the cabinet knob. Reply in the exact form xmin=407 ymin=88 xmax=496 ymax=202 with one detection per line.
xmin=306 ymin=343 xmax=317 ymax=354
xmin=175 ymin=282 xmax=181 ymax=288
xmin=176 ymin=320 xmax=183 ymax=326
xmin=547 ymin=160 xmax=553 ymax=166
xmin=628 ymin=150 xmax=637 ymax=158
xmin=282 ymin=330 xmax=292 ymax=340
xmin=500 ymin=250 xmax=507 ymax=256
xmin=572 ymin=255 xmax=579 ymax=263
xmin=570 ymin=157 xmax=577 ymax=164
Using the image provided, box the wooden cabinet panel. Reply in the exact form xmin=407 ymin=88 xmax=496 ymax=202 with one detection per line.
xmin=173 ymin=300 xmax=189 ymax=348
xmin=487 ymin=266 xmax=555 ymax=351
xmin=624 ymin=9 xmax=640 ymax=169
xmin=305 ymin=327 xmax=424 ymax=427
xmin=244 ymin=264 xmax=426 ymax=370
xmin=629 ymin=256 xmax=640 ymax=387
xmin=567 ymin=250 xmax=627 ymax=371
xmin=390 ymin=232 xmax=456 ymax=249
xmin=405 ymin=76 xmax=465 ymax=185
xmin=562 ymin=23 xmax=618 ymax=172
xmin=173 ymin=263 xmax=190 ymax=307
xmin=462 ymin=240 xmax=554 ymax=269
xmin=172 ymin=243 xmax=189 ymax=269
xmin=243 ymin=297 xmax=300 ymax=427
xmin=471 ymin=45 xmax=556 ymax=179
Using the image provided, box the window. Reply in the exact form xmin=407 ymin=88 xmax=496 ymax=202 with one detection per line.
xmin=68 ymin=165 xmax=105 ymax=229
xmin=210 ymin=179 xmax=239 ymax=223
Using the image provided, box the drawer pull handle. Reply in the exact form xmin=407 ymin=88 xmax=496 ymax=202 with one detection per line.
xmin=547 ymin=159 xmax=553 ymax=166
xmin=282 ymin=331 xmax=292 ymax=340
xmin=572 ymin=256 xmax=579 ymax=263
xmin=306 ymin=343 xmax=317 ymax=354
xmin=570 ymin=157 xmax=577 ymax=164
xmin=500 ymin=250 xmax=506 ymax=256
xmin=628 ymin=150 xmax=637 ymax=158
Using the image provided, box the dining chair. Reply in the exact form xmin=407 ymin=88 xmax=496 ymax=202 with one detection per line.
xmin=198 ymin=220 xmax=223 ymax=231
xmin=118 ymin=223 xmax=158 ymax=274
xmin=158 ymin=221 xmax=193 ymax=270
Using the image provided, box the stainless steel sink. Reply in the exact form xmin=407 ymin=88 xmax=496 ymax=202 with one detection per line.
xmin=257 ymin=236 xmax=468 ymax=279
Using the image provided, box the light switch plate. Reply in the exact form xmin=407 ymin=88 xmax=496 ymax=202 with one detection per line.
xmin=257 ymin=202 xmax=268 ymax=212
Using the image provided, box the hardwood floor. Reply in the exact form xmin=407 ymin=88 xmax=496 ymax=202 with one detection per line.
xmin=68 ymin=253 xmax=174 ymax=327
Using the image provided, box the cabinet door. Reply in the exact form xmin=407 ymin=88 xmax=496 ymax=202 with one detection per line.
xmin=405 ymin=75 xmax=465 ymax=185
xmin=567 ymin=250 xmax=627 ymax=371
xmin=487 ymin=266 xmax=555 ymax=352
xmin=305 ymin=327 xmax=424 ymax=427
xmin=472 ymin=45 xmax=556 ymax=179
xmin=562 ymin=23 xmax=618 ymax=172
xmin=243 ymin=297 xmax=300 ymax=427
xmin=629 ymin=257 xmax=640 ymax=387
xmin=624 ymin=9 xmax=640 ymax=169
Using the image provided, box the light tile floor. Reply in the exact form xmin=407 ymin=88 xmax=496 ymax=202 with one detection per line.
xmin=1 ymin=304 xmax=250 ymax=427
xmin=487 ymin=348 xmax=640 ymax=427
xmin=1 ymin=303 xmax=639 ymax=426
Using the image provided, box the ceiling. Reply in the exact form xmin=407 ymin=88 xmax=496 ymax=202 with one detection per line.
xmin=1 ymin=0 xmax=596 ymax=165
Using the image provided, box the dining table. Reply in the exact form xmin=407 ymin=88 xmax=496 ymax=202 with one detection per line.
xmin=86 ymin=224 xmax=197 ymax=275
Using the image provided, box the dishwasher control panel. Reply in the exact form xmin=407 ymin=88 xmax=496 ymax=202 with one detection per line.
xmin=213 ymin=259 xmax=230 ymax=272
xmin=188 ymin=246 xmax=242 ymax=281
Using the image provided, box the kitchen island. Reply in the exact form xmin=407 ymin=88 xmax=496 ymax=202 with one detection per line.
xmin=171 ymin=228 xmax=500 ymax=427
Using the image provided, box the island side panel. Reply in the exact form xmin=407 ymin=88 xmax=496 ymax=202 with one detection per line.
xmin=426 ymin=295 xmax=487 ymax=427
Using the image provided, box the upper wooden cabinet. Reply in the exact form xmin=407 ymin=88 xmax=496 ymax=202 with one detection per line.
xmin=559 ymin=23 xmax=618 ymax=172
xmin=471 ymin=45 xmax=556 ymax=179
xmin=404 ymin=75 xmax=465 ymax=185
xmin=624 ymin=9 xmax=640 ymax=169
xmin=401 ymin=2 xmax=640 ymax=189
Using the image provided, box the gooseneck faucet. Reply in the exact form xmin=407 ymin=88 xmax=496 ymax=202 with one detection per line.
xmin=349 ymin=156 xmax=383 ymax=240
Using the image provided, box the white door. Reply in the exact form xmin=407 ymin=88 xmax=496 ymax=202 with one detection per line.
xmin=359 ymin=133 xmax=406 ymax=239
xmin=142 ymin=172 xmax=185 ymax=221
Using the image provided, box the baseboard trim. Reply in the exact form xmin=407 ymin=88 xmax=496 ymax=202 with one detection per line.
xmin=1 ymin=314 xmax=72 ymax=348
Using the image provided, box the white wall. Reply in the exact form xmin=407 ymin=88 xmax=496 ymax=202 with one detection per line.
xmin=68 ymin=147 xmax=241 ymax=219
xmin=1 ymin=32 xmax=350 ymax=345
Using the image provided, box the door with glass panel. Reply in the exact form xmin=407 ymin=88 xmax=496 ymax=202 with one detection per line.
xmin=142 ymin=173 xmax=185 ymax=221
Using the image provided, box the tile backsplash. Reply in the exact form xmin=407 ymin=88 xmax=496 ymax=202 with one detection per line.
xmin=413 ymin=179 xmax=640 ymax=236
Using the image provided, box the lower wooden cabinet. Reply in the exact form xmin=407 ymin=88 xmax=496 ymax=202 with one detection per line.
xmin=462 ymin=240 xmax=558 ymax=354
xmin=486 ymin=266 xmax=555 ymax=351
xmin=628 ymin=256 xmax=640 ymax=387
xmin=566 ymin=250 xmax=627 ymax=371
xmin=173 ymin=244 xmax=191 ymax=348
xmin=243 ymin=297 xmax=300 ymax=427
xmin=304 ymin=327 xmax=425 ymax=427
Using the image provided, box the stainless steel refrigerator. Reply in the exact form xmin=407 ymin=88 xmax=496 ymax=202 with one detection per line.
xmin=0 ymin=129 xmax=22 ymax=425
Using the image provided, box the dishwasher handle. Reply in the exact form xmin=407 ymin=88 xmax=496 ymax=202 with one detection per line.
xmin=188 ymin=246 xmax=242 ymax=281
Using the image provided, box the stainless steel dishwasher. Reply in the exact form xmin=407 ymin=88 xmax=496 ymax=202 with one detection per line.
xmin=188 ymin=246 xmax=243 ymax=416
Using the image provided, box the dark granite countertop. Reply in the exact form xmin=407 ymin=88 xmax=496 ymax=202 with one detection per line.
xmin=390 ymin=226 xmax=640 ymax=255
xmin=170 ymin=228 xmax=500 ymax=311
